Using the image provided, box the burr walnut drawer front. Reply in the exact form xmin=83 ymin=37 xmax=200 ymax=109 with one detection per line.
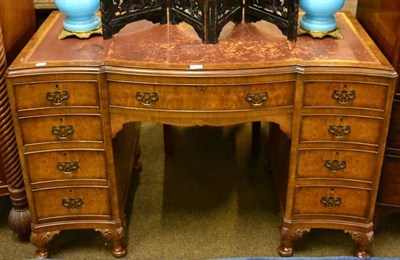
xmin=303 ymin=81 xmax=388 ymax=110
xmin=32 ymin=187 xmax=110 ymax=221
xmin=13 ymin=81 xmax=100 ymax=110
xmin=26 ymin=150 xmax=107 ymax=183
xmin=19 ymin=114 xmax=103 ymax=145
xmin=108 ymin=81 xmax=294 ymax=110
xmin=293 ymin=186 xmax=370 ymax=219
xmin=297 ymin=149 xmax=377 ymax=182
xmin=300 ymin=115 xmax=382 ymax=145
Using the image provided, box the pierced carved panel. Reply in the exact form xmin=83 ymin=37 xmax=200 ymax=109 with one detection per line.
xmin=245 ymin=0 xmax=299 ymax=41
xmin=169 ymin=0 xmax=243 ymax=44
xmin=100 ymin=0 xmax=298 ymax=42
xmin=101 ymin=0 xmax=167 ymax=39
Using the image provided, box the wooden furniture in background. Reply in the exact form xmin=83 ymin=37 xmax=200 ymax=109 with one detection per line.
xmin=6 ymin=11 xmax=396 ymax=258
xmin=356 ymin=0 xmax=400 ymax=225
xmin=0 ymin=0 xmax=36 ymax=236
xmin=34 ymin=0 xmax=55 ymax=9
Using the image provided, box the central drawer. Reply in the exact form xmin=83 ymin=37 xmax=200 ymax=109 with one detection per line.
xmin=32 ymin=186 xmax=111 ymax=221
xmin=26 ymin=150 xmax=107 ymax=183
xmin=108 ymin=81 xmax=294 ymax=110
xmin=19 ymin=114 xmax=103 ymax=145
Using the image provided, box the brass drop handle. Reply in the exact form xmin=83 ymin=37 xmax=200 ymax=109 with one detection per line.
xmin=332 ymin=84 xmax=355 ymax=105
xmin=328 ymin=118 xmax=350 ymax=139
xmin=52 ymin=125 xmax=74 ymax=139
xmin=46 ymin=84 xmax=69 ymax=106
xmin=57 ymin=161 xmax=79 ymax=174
xmin=320 ymin=189 xmax=342 ymax=208
xmin=62 ymin=198 xmax=83 ymax=210
xmin=324 ymin=152 xmax=346 ymax=173
xmin=245 ymin=92 xmax=268 ymax=106
xmin=136 ymin=91 xmax=159 ymax=105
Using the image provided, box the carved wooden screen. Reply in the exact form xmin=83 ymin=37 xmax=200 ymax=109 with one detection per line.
xmin=245 ymin=0 xmax=299 ymax=41
xmin=100 ymin=0 xmax=298 ymax=42
xmin=100 ymin=0 xmax=167 ymax=39
xmin=169 ymin=0 xmax=243 ymax=44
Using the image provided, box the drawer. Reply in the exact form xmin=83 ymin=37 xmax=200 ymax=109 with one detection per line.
xmin=300 ymin=115 xmax=382 ymax=145
xmin=297 ymin=149 xmax=376 ymax=182
xmin=108 ymin=81 xmax=294 ymax=110
xmin=14 ymin=81 xmax=100 ymax=110
xmin=26 ymin=150 xmax=107 ymax=183
xmin=32 ymin=187 xmax=110 ymax=221
xmin=20 ymin=114 xmax=103 ymax=145
xmin=293 ymin=186 xmax=370 ymax=219
xmin=303 ymin=81 xmax=387 ymax=110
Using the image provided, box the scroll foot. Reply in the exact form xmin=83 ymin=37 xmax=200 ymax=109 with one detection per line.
xmin=278 ymin=227 xmax=310 ymax=257
xmin=30 ymin=230 xmax=60 ymax=258
xmin=345 ymin=230 xmax=373 ymax=258
xmin=96 ymin=227 xmax=127 ymax=258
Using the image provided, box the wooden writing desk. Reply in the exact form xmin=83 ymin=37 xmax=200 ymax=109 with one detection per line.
xmin=6 ymin=11 xmax=397 ymax=258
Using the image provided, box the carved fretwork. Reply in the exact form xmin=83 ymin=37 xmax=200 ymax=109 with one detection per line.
xmin=244 ymin=0 xmax=299 ymax=41
xmin=100 ymin=0 xmax=167 ymax=39
xmin=169 ymin=0 xmax=243 ymax=44
xmin=100 ymin=0 xmax=298 ymax=43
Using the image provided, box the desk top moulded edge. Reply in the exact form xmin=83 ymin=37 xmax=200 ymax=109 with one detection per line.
xmin=6 ymin=11 xmax=398 ymax=78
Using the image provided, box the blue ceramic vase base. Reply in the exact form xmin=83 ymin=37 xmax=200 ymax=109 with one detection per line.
xmin=298 ymin=26 xmax=343 ymax=39
xmin=63 ymin=15 xmax=101 ymax=32
xmin=300 ymin=15 xmax=337 ymax=32
xmin=58 ymin=26 xmax=102 ymax=40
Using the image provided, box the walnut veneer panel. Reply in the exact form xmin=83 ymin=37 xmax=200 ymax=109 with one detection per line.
xmin=26 ymin=150 xmax=107 ymax=183
xmin=293 ymin=186 xmax=371 ymax=220
xmin=32 ymin=186 xmax=110 ymax=221
xmin=108 ymin=81 xmax=295 ymax=111
xmin=297 ymin=149 xmax=377 ymax=182
xmin=300 ymin=115 xmax=382 ymax=145
xmin=14 ymin=81 xmax=100 ymax=110
xmin=303 ymin=81 xmax=388 ymax=111
xmin=5 ymin=11 xmax=397 ymax=259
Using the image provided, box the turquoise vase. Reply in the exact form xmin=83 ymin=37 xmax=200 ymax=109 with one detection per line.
xmin=299 ymin=0 xmax=345 ymax=33
xmin=55 ymin=0 xmax=101 ymax=32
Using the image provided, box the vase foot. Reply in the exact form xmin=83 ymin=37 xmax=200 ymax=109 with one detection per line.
xmin=58 ymin=26 xmax=102 ymax=40
xmin=298 ymin=27 xmax=343 ymax=40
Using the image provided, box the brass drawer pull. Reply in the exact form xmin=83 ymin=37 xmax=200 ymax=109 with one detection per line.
xmin=324 ymin=152 xmax=346 ymax=173
xmin=62 ymin=198 xmax=83 ymax=210
xmin=245 ymin=92 xmax=268 ymax=106
xmin=332 ymin=84 xmax=355 ymax=105
xmin=136 ymin=91 xmax=159 ymax=105
xmin=328 ymin=118 xmax=350 ymax=139
xmin=320 ymin=196 xmax=342 ymax=208
xmin=324 ymin=159 xmax=346 ymax=173
xmin=57 ymin=161 xmax=79 ymax=174
xmin=46 ymin=90 xmax=69 ymax=106
xmin=51 ymin=125 xmax=74 ymax=139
